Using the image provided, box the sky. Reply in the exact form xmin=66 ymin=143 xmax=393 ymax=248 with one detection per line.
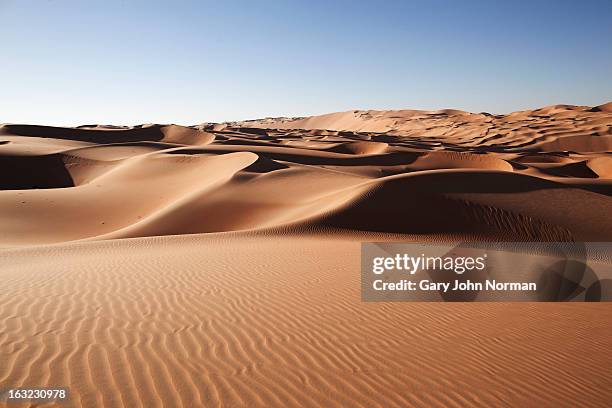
xmin=1 ymin=0 xmax=611 ymax=126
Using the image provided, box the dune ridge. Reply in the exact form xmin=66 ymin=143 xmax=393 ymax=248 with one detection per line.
xmin=1 ymin=102 xmax=612 ymax=246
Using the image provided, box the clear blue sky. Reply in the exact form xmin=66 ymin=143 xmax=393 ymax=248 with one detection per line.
xmin=1 ymin=0 xmax=611 ymax=125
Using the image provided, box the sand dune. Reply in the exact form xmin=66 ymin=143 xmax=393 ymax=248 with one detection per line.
xmin=1 ymin=103 xmax=612 ymax=407
xmin=1 ymin=103 xmax=612 ymax=246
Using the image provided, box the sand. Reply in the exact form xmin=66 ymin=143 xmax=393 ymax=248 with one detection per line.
xmin=1 ymin=103 xmax=612 ymax=407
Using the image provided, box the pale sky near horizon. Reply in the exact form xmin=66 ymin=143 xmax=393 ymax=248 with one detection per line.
xmin=1 ymin=0 xmax=611 ymax=126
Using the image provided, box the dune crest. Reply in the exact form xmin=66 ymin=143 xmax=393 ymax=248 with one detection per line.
xmin=2 ymin=103 xmax=612 ymax=246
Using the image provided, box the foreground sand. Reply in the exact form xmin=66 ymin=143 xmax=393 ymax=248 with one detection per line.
xmin=1 ymin=103 xmax=612 ymax=407
xmin=2 ymin=235 xmax=612 ymax=408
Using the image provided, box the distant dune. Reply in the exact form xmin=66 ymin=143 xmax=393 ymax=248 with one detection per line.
xmin=1 ymin=103 xmax=612 ymax=246
xmin=1 ymin=103 xmax=612 ymax=407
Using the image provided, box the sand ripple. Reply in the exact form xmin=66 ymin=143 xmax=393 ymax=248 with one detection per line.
xmin=1 ymin=237 xmax=611 ymax=407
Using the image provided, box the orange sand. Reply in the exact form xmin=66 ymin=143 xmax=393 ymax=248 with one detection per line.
xmin=1 ymin=102 xmax=612 ymax=407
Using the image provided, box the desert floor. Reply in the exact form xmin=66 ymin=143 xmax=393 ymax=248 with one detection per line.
xmin=1 ymin=103 xmax=612 ymax=407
